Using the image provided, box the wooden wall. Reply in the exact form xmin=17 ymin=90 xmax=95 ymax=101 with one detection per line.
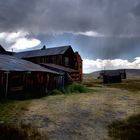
xmin=0 ymin=71 xmax=64 ymax=98
xmin=25 ymin=55 xmax=63 ymax=66
xmin=103 ymin=75 xmax=122 ymax=84
xmin=24 ymin=48 xmax=76 ymax=68
xmin=73 ymin=52 xmax=83 ymax=82
xmin=23 ymin=48 xmax=83 ymax=83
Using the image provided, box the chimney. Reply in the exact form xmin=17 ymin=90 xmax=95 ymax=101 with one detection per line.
xmin=41 ymin=45 xmax=46 ymax=50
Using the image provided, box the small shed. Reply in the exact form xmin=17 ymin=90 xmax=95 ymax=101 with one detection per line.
xmin=100 ymin=70 xmax=122 ymax=84
xmin=0 ymin=54 xmax=62 ymax=98
xmin=119 ymin=69 xmax=126 ymax=79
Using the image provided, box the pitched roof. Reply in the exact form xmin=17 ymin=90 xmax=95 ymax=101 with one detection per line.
xmin=14 ymin=45 xmax=71 ymax=58
xmin=0 ymin=45 xmax=6 ymax=53
xmin=100 ymin=70 xmax=121 ymax=76
xmin=41 ymin=63 xmax=77 ymax=73
xmin=0 ymin=45 xmax=13 ymax=55
xmin=0 ymin=54 xmax=59 ymax=74
xmin=118 ymin=69 xmax=126 ymax=73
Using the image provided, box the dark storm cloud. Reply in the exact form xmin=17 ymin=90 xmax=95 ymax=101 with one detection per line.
xmin=0 ymin=0 xmax=38 ymax=32
xmin=36 ymin=33 xmax=140 ymax=60
xmin=1 ymin=0 xmax=140 ymax=59
xmin=80 ymin=37 xmax=140 ymax=60
xmin=0 ymin=0 xmax=140 ymax=35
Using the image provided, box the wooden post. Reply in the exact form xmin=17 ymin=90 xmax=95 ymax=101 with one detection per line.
xmin=4 ymin=71 xmax=10 ymax=98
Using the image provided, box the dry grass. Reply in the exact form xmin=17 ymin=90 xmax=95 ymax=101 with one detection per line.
xmin=0 ymin=100 xmax=31 ymax=123
xmin=106 ymin=79 xmax=140 ymax=92
xmin=83 ymin=76 xmax=103 ymax=87
xmin=0 ymin=80 xmax=140 ymax=140
xmin=108 ymin=114 xmax=140 ymax=140
xmin=0 ymin=123 xmax=45 ymax=140
xmin=18 ymin=87 xmax=140 ymax=140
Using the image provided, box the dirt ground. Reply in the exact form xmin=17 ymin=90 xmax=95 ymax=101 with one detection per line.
xmin=18 ymin=87 xmax=140 ymax=140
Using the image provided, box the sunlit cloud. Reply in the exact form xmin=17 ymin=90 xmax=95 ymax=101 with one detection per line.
xmin=0 ymin=31 xmax=41 ymax=51
xmin=11 ymin=37 xmax=41 ymax=51
xmin=74 ymin=31 xmax=105 ymax=37
xmin=83 ymin=58 xmax=140 ymax=73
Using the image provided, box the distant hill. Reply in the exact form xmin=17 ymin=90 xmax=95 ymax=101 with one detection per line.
xmin=84 ymin=69 xmax=140 ymax=79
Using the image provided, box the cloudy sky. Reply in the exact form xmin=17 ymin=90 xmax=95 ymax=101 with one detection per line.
xmin=1 ymin=0 xmax=140 ymax=73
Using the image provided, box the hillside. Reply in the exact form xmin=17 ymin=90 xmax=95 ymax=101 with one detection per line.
xmin=84 ymin=69 xmax=140 ymax=79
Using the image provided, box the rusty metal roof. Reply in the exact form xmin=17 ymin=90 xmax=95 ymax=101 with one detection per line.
xmin=0 ymin=54 xmax=59 ymax=74
xmin=14 ymin=45 xmax=71 ymax=58
xmin=41 ymin=63 xmax=77 ymax=73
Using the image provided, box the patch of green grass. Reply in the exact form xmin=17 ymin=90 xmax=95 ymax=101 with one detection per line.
xmin=108 ymin=114 xmax=140 ymax=140
xmin=48 ymin=89 xmax=63 ymax=95
xmin=49 ymin=83 xmax=94 ymax=95
xmin=62 ymin=83 xmax=90 ymax=93
xmin=0 ymin=100 xmax=31 ymax=123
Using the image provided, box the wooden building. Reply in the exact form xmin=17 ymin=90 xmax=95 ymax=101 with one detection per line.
xmin=74 ymin=52 xmax=83 ymax=82
xmin=40 ymin=63 xmax=77 ymax=85
xmin=0 ymin=54 xmax=63 ymax=98
xmin=14 ymin=45 xmax=82 ymax=82
xmin=119 ymin=69 xmax=126 ymax=79
xmin=100 ymin=70 xmax=122 ymax=84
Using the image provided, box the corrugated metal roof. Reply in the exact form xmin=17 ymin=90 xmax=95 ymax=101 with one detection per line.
xmin=0 ymin=54 xmax=59 ymax=74
xmin=41 ymin=63 xmax=77 ymax=73
xmin=14 ymin=45 xmax=71 ymax=58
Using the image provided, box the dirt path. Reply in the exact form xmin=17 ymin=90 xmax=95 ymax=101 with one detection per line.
xmin=19 ymin=87 xmax=140 ymax=140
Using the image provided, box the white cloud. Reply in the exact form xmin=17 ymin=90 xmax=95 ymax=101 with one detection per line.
xmin=0 ymin=31 xmax=28 ymax=43
xmin=0 ymin=31 xmax=41 ymax=51
xmin=75 ymin=31 xmax=105 ymax=37
xmin=11 ymin=38 xmax=41 ymax=50
xmin=72 ymin=31 xmax=140 ymax=38
xmin=83 ymin=58 xmax=140 ymax=73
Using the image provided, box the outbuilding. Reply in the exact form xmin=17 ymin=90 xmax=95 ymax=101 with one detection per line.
xmin=0 ymin=54 xmax=63 ymax=98
xmin=100 ymin=70 xmax=122 ymax=84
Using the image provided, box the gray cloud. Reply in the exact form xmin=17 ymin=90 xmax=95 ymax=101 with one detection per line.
xmin=0 ymin=0 xmax=140 ymax=60
xmin=35 ymin=33 xmax=140 ymax=60
xmin=0 ymin=0 xmax=140 ymax=35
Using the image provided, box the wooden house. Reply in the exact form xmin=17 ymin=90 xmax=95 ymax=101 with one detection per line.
xmin=0 ymin=54 xmax=63 ymax=98
xmin=14 ymin=45 xmax=82 ymax=83
xmin=100 ymin=70 xmax=122 ymax=84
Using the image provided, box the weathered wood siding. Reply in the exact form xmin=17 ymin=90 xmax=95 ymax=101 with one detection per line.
xmin=73 ymin=52 xmax=83 ymax=82
xmin=19 ymin=47 xmax=83 ymax=83
xmin=25 ymin=55 xmax=63 ymax=66
xmin=0 ymin=71 xmax=63 ymax=98
xmin=103 ymin=75 xmax=122 ymax=84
